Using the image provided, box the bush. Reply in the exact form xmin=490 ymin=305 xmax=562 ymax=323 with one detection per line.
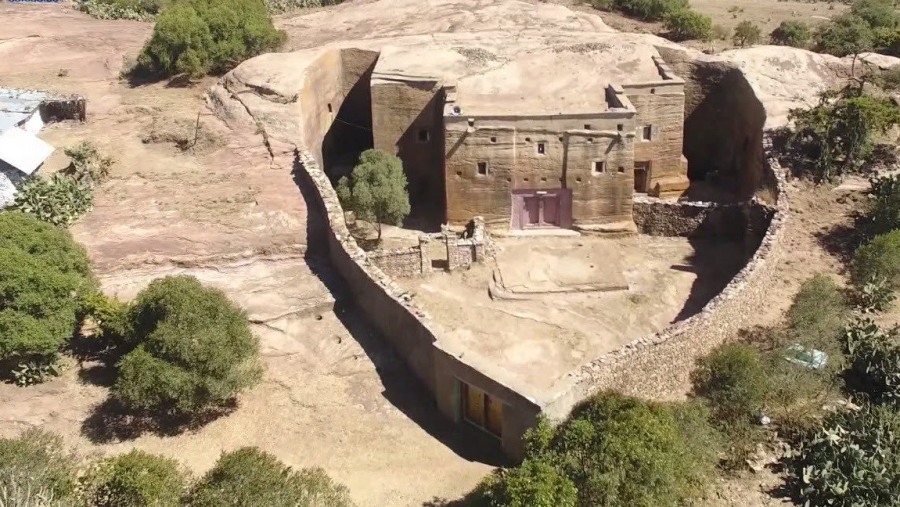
xmin=815 ymin=14 xmax=875 ymax=59
xmin=0 ymin=212 xmax=94 ymax=374
xmin=486 ymin=392 xmax=718 ymax=507
xmin=479 ymin=459 xmax=577 ymax=507
xmin=78 ymin=0 xmax=167 ymax=20
xmin=770 ymin=20 xmax=811 ymax=47
xmin=0 ymin=430 xmax=78 ymax=503
xmin=786 ymin=274 xmax=849 ymax=346
xmin=786 ymin=405 xmax=900 ymax=506
xmin=134 ymin=0 xmax=286 ymax=79
xmin=81 ymin=450 xmax=187 ymax=507
xmin=61 ymin=142 xmax=113 ymax=187
xmin=732 ymin=20 xmax=762 ymax=47
xmin=187 ymin=447 xmax=354 ymax=507
xmin=851 ymin=0 xmax=899 ymax=29
xmin=788 ymin=88 xmax=900 ymax=181
xmin=112 ymin=276 xmax=261 ymax=415
xmin=844 ymin=318 xmax=900 ymax=404
xmin=336 ymin=149 xmax=411 ymax=240
xmin=585 ymin=0 xmax=687 ymax=21
xmin=852 ymin=230 xmax=900 ymax=292
xmin=712 ymin=23 xmax=730 ymax=40
xmin=664 ymin=9 xmax=713 ymax=41
xmin=13 ymin=173 xmax=93 ymax=227
xmin=863 ymin=174 xmax=900 ymax=238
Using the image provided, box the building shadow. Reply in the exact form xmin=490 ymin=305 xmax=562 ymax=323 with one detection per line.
xmin=291 ymin=159 xmax=509 ymax=468
xmin=670 ymin=236 xmax=752 ymax=322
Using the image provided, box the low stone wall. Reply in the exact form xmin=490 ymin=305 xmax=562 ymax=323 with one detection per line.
xmin=295 ymin=149 xmax=541 ymax=458
xmin=40 ymin=95 xmax=86 ymax=123
xmin=633 ymin=196 xmax=761 ymax=239
xmin=544 ymin=137 xmax=788 ymax=416
xmin=368 ymin=247 xmax=427 ymax=278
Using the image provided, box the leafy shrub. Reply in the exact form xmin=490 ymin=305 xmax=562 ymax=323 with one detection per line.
xmin=788 ymin=88 xmax=900 ymax=181
xmin=770 ymin=20 xmax=811 ymax=47
xmin=485 ymin=392 xmax=718 ymax=507
xmin=11 ymin=359 xmax=60 ymax=387
xmin=852 ymin=230 xmax=900 ymax=291
xmin=61 ymin=142 xmax=113 ymax=187
xmin=851 ymin=0 xmax=899 ymax=29
xmin=13 ymin=173 xmax=93 ymax=227
xmin=81 ymin=292 xmax=132 ymax=350
xmin=856 ymin=275 xmax=895 ymax=312
xmin=0 ymin=430 xmax=78 ymax=503
xmin=336 ymin=149 xmax=411 ymax=240
xmin=263 ymin=0 xmax=346 ymax=14
xmin=712 ymin=23 xmax=730 ymax=40
xmin=786 ymin=404 xmax=900 ymax=506
xmin=584 ymin=0 xmax=688 ymax=21
xmin=134 ymin=0 xmax=286 ymax=79
xmin=863 ymin=174 xmax=900 ymax=238
xmin=732 ymin=20 xmax=762 ymax=47
xmin=77 ymin=0 xmax=162 ymax=21
xmin=844 ymin=318 xmax=900 ymax=404
xmin=187 ymin=447 xmax=354 ymax=507
xmin=80 ymin=450 xmax=187 ymax=507
xmin=113 ymin=276 xmax=261 ymax=415
xmin=664 ymin=9 xmax=713 ymax=41
xmin=786 ymin=274 xmax=849 ymax=346
xmin=478 ymin=459 xmax=577 ymax=507
xmin=815 ymin=14 xmax=875 ymax=59
xmin=0 ymin=212 xmax=94 ymax=374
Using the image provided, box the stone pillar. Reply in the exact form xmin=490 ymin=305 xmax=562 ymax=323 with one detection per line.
xmin=472 ymin=216 xmax=485 ymax=262
xmin=418 ymin=235 xmax=431 ymax=275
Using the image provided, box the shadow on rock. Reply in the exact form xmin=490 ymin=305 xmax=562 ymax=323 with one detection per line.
xmin=80 ymin=398 xmax=237 ymax=444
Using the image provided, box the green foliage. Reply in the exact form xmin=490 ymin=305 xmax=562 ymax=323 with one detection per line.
xmin=844 ymin=318 xmax=900 ymax=404
xmin=788 ymin=88 xmax=900 ymax=181
xmin=852 ymin=230 xmax=900 ymax=292
xmin=13 ymin=173 xmax=93 ymax=227
xmin=187 ymin=447 xmax=354 ymax=507
xmin=11 ymin=359 xmax=60 ymax=387
xmin=815 ymin=14 xmax=875 ymax=58
xmin=786 ymin=274 xmax=850 ymax=346
xmin=262 ymin=0 xmax=345 ymax=14
xmin=336 ymin=149 xmax=411 ymax=240
xmin=663 ymin=9 xmax=713 ymax=42
xmin=134 ymin=0 xmax=286 ymax=79
xmin=770 ymin=20 xmax=811 ymax=47
xmin=712 ymin=23 xmax=730 ymax=40
xmin=863 ymin=174 xmax=900 ymax=239
xmin=0 ymin=212 xmax=93 ymax=374
xmin=0 ymin=430 xmax=78 ymax=503
xmin=81 ymin=292 xmax=132 ymax=353
xmin=80 ymin=450 xmax=186 ymax=507
xmin=584 ymin=0 xmax=688 ymax=21
xmin=857 ymin=275 xmax=896 ymax=312
xmin=61 ymin=142 xmax=113 ymax=187
xmin=732 ymin=20 xmax=762 ymax=47
xmin=851 ymin=0 xmax=900 ymax=29
xmin=515 ymin=393 xmax=716 ymax=507
xmin=481 ymin=460 xmax=577 ymax=507
xmin=77 ymin=0 xmax=164 ymax=21
xmin=113 ymin=276 xmax=261 ymax=415
xmin=786 ymin=404 xmax=900 ymax=506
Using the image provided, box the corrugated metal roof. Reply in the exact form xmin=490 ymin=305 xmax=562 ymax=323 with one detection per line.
xmin=0 ymin=127 xmax=54 ymax=175
xmin=0 ymin=88 xmax=58 ymax=134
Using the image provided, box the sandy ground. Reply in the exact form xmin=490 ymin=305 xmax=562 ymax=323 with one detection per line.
xmin=398 ymin=236 xmax=747 ymax=398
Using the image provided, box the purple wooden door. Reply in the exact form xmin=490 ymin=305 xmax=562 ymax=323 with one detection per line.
xmin=541 ymin=194 xmax=559 ymax=226
xmin=524 ymin=196 xmax=540 ymax=225
xmin=511 ymin=189 xmax=572 ymax=229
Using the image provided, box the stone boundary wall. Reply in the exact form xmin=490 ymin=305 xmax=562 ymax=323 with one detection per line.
xmin=368 ymin=247 xmax=427 ymax=278
xmin=633 ymin=195 xmax=775 ymax=240
xmin=368 ymin=220 xmax=492 ymax=278
xmin=544 ymin=136 xmax=788 ymax=416
xmin=295 ymin=149 xmax=542 ymax=458
xmin=40 ymin=95 xmax=86 ymax=123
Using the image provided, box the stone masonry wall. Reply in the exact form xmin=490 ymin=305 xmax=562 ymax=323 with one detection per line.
xmin=368 ymin=247 xmax=424 ymax=278
xmin=543 ymin=136 xmax=787 ymax=417
xmin=633 ymin=196 xmax=775 ymax=240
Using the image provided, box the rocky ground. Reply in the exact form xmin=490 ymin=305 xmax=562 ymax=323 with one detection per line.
xmin=0 ymin=0 xmax=881 ymax=505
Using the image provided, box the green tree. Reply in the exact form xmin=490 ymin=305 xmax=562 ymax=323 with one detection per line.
xmin=336 ymin=149 xmax=411 ymax=240
xmin=135 ymin=0 xmax=285 ymax=79
xmin=113 ymin=275 xmax=261 ymax=415
xmin=865 ymin=175 xmax=900 ymax=239
xmin=0 ymin=212 xmax=94 ymax=374
xmin=0 ymin=430 xmax=78 ymax=504
xmin=81 ymin=450 xmax=187 ymax=507
xmin=187 ymin=447 xmax=354 ymax=507
xmin=663 ymin=9 xmax=713 ymax=42
xmin=692 ymin=343 xmax=768 ymax=428
xmin=770 ymin=20 xmax=811 ymax=47
xmin=815 ymin=14 xmax=875 ymax=74
xmin=732 ymin=20 xmax=762 ymax=47
xmin=788 ymin=88 xmax=900 ymax=181
xmin=787 ymin=405 xmax=900 ymax=506
xmin=609 ymin=0 xmax=689 ymax=21
xmin=852 ymin=230 xmax=900 ymax=291
xmin=851 ymin=0 xmax=900 ymax=29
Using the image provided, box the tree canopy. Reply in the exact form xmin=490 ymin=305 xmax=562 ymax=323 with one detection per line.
xmin=336 ymin=149 xmax=411 ymax=239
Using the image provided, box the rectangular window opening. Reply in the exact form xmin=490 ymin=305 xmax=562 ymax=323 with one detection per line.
xmin=476 ymin=161 xmax=489 ymax=176
xmin=642 ymin=125 xmax=653 ymax=141
xmin=327 ymin=103 xmax=333 ymax=113
xmin=461 ymin=381 xmax=503 ymax=438
xmin=417 ymin=129 xmax=430 ymax=143
xmin=584 ymin=124 xmax=592 ymax=130
xmin=537 ymin=142 xmax=546 ymax=155
xmin=593 ymin=161 xmax=606 ymax=174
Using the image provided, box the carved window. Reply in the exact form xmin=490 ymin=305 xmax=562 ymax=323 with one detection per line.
xmin=593 ymin=161 xmax=606 ymax=174
xmin=476 ymin=161 xmax=489 ymax=176
xmin=642 ymin=125 xmax=653 ymax=141
xmin=537 ymin=142 xmax=546 ymax=155
xmin=417 ymin=129 xmax=430 ymax=143
xmin=584 ymin=124 xmax=592 ymax=130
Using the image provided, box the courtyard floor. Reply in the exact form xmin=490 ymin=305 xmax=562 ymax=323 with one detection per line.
xmin=397 ymin=235 xmax=748 ymax=400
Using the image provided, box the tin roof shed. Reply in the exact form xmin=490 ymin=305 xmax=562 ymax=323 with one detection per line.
xmin=0 ymin=127 xmax=54 ymax=176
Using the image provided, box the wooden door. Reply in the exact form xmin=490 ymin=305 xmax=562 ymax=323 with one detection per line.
xmin=634 ymin=162 xmax=650 ymax=193
xmin=540 ymin=194 xmax=560 ymax=226
xmin=523 ymin=195 xmax=540 ymax=226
